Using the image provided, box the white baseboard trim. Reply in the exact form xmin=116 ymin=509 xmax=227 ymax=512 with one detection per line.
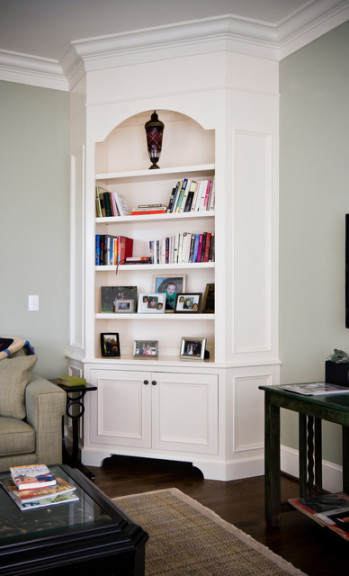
xmin=281 ymin=444 xmax=343 ymax=493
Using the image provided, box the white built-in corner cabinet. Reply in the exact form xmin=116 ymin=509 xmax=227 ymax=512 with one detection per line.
xmin=67 ymin=24 xmax=280 ymax=481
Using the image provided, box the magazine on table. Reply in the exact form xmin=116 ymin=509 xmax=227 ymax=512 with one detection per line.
xmin=1 ymin=476 xmax=76 ymax=503
xmin=289 ymin=493 xmax=349 ymax=541
xmin=280 ymin=382 xmax=349 ymax=396
xmin=4 ymin=486 xmax=79 ymax=511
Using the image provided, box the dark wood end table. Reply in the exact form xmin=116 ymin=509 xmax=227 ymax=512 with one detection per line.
xmin=259 ymin=383 xmax=349 ymax=528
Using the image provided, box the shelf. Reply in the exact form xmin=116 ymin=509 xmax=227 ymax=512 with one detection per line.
xmin=96 ymin=164 xmax=215 ymax=181
xmin=95 ymin=262 xmax=215 ymax=272
xmin=96 ymin=211 xmax=215 ymax=224
xmin=96 ymin=313 xmax=215 ymax=320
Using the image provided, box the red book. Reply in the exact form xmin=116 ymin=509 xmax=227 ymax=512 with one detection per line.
xmin=117 ymin=236 xmax=133 ymax=264
xmin=203 ymin=232 xmax=212 ymax=262
xmin=131 ymin=209 xmax=167 ymax=215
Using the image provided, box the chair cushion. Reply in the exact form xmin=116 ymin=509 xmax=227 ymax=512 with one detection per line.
xmin=0 ymin=355 xmax=37 ymax=419
xmin=0 ymin=417 xmax=35 ymax=456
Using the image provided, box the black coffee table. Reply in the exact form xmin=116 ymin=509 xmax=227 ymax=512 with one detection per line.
xmin=0 ymin=465 xmax=148 ymax=575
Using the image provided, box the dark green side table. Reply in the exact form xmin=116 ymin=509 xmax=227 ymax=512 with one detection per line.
xmin=259 ymin=384 xmax=349 ymax=527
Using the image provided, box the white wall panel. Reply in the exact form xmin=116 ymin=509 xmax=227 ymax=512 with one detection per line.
xmin=232 ymin=131 xmax=272 ymax=353
xmin=70 ymin=149 xmax=85 ymax=352
xmin=233 ymin=374 xmax=270 ymax=452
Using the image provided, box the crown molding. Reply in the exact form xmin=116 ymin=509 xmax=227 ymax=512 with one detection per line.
xmin=277 ymin=0 xmax=349 ymax=59
xmin=0 ymin=2 xmax=348 ymax=91
xmin=0 ymin=50 xmax=69 ymax=90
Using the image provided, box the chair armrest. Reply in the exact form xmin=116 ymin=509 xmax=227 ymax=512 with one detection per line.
xmin=25 ymin=376 xmax=66 ymax=465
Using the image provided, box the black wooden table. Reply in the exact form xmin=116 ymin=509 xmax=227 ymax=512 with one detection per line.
xmin=259 ymin=384 xmax=349 ymax=527
xmin=0 ymin=465 xmax=148 ymax=575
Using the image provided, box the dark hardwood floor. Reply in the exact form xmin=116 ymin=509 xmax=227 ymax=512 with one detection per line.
xmin=89 ymin=455 xmax=348 ymax=576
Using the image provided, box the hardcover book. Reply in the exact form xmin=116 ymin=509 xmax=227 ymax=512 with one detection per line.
xmin=10 ymin=464 xmax=57 ymax=491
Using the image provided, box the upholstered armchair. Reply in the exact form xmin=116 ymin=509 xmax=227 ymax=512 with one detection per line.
xmin=0 ymin=350 xmax=66 ymax=472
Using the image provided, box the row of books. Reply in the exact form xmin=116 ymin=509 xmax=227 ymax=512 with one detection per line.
xmin=95 ymin=234 xmax=133 ymax=266
xmin=95 ymin=177 xmax=215 ymax=219
xmin=1 ymin=464 xmax=78 ymax=511
xmin=96 ymin=186 xmax=130 ymax=217
xmin=149 ymin=232 xmax=215 ymax=265
xmin=167 ymin=178 xmax=215 ymax=213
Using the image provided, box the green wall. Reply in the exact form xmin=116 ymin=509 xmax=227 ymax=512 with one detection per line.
xmin=279 ymin=21 xmax=349 ymax=463
xmin=0 ymin=81 xmax=70 ymax=377
xmin=1 ymin=20 xmax=348 ymax=469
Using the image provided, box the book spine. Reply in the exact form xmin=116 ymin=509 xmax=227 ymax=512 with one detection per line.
xmin=95 ymin=234 xmax=101 ymax=265
xmin=203 ymin=232 xmax=212 ymax=262
xmin=196 ymin=234 xmax=204 ymax=262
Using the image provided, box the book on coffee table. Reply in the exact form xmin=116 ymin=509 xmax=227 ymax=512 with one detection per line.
xmin=1 ymin=476 xmax=76 ymax=503
xmin=10 ymin=464 xmax=57 ymax=491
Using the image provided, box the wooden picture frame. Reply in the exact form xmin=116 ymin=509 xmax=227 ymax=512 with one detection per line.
xmin=202 ymin=283 xmax=215 ymax=313
xmin=134 ymin=340 xmax=159 ymax=358
xmin=137 ymin=293 xmax=166 ymax=314
xmin=153 ymin=275 xmax=186 ymax=311
xmin=180 ymin=337 xmax=207 ymax=360
xmin=175 ymin=293 xmax=202 ymax=313
xmin=100 ymin=333 xmax=120 ymax=357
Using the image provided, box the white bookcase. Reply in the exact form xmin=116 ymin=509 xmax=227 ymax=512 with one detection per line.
xmin=67 ymin=35 xmax=280 ymax=480
xmin=93 ymin=112 xmax=216 ymax=359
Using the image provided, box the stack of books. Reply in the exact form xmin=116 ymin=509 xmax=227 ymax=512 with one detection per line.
xmin=0 ymin=464 xmax=78 ymax=510
xmin=131 ymin=204 xmax=168 ymax=215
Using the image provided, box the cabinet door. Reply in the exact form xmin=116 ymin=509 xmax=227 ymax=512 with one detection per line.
xmin=151 ymin=372 xmax=218 ymax=454
xmin=89 ymin=369 xmax=152 ymax=448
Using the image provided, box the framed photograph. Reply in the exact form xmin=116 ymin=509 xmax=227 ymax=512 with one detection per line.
xmin=153 ymin=275 xmax=186 ymax=311
xmin=202 ymin=283 xmax=215 ymax=313
xmin=180 ymin=337 xmax=207 ymax=360
xmin=114 ymin=299 xmax=134 ymax=313
xmin=175 ymin=293 xmax=202 ymax=313
xmin=101 ymin=286 xmax=137 ymax=313
xmin=100 ymin=333 xmax=120 ymax=357
xmin=137 ymin=293 xmax=166 ymax=314
xmin=134 ymin=340 xmax=159 ymax=358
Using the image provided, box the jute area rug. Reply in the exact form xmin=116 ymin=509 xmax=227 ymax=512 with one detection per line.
xmin=113 ymin=488 xmax=307 ymax=576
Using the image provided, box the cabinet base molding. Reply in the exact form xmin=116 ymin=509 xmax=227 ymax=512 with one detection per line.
xmin=81 ymin=448 xmax=264 ymax=482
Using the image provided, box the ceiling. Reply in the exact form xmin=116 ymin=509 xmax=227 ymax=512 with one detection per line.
xmin=0 ymin=0 xmax=348 ymax=61
xmin=0 ymin=0 xmax=348 ymax=90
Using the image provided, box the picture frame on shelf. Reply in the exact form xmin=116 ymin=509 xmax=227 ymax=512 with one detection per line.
xmin=180 ymin=337 xmax=207 ymax=360
xmin=137 ymin=293 xmax=166 ymax=314
xmin=175 ymin=293 xmax=202 ymax=313
xmin=153 ymin=275 xmax=186 ymax=312
xmin=100 ymin=333 xmax=120 ymax=357
xmin=134 ymin=340 xmax=159 ymax=358
xmin=114 ymin=299 xmax=135 ymax=313
xmin=101 ymin=286 xmax=137 ymax=313
xmin=202 ymin=283 xmax=215 ymax=313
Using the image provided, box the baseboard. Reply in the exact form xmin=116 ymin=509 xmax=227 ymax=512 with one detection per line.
xmin=281 ymin=444 xmax=343 ymax=493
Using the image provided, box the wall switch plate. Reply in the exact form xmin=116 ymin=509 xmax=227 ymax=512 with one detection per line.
xmin=28 ymin=295 xmax=39 ymax=311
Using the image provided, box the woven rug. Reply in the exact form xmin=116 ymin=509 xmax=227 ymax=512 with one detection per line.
xmin=113 ymin=488 xmax=307 ymax=576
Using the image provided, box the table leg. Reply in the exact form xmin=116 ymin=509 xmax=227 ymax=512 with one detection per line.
xmin=343 ymin=426 xmax=349 ymax=493
xmin=299 ymin=414 xmax=307 ymax=497
xmin=264 ymin=393 xmax=281 ymax=527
